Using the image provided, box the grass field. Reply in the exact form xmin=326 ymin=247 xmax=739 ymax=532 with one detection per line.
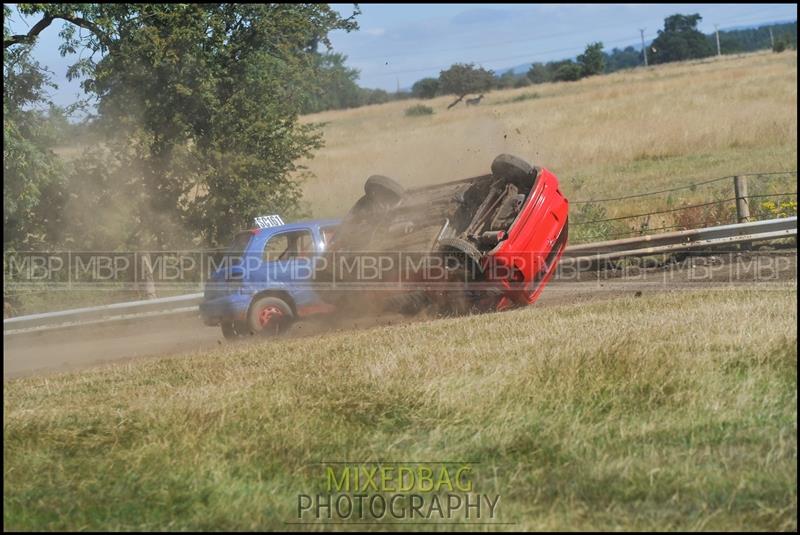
xmin=299 ymin=51 xmax=797 ymax=227
xmin=4 ymin=286 xmax=796 ymax=530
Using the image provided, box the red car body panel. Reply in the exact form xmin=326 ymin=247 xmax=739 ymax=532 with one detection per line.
xmin=486 ymin=167 xmax=569 ymax=307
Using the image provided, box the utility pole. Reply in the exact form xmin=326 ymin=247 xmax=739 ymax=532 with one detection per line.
xmin=769 ymin=27 xmax=775 ymax=49
xmin=714 ymin=24 xmax=721 ymax=56
xmin=639 ymin=28 xmax=648 ymax=67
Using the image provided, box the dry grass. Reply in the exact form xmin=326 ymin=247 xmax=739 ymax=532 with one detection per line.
xmin=4 ymin=286 xmax=797 ymax=530
xmin=299 ymin=51 xmax=797 ymax=221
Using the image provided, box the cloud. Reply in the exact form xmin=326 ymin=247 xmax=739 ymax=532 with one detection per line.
xmin=363 ymin=27 xmax=386 ymax=37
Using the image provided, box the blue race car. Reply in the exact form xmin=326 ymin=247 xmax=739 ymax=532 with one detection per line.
xmin=200 ymin=216 xmax=340 ymax=339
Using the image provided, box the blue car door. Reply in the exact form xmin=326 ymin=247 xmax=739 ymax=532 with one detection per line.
xmin=253 ymin=227 xmax=318 ymax=308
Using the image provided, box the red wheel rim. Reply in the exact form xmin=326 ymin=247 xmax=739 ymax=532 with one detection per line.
xmin=258 ymin=305 xmax=284 ymax=329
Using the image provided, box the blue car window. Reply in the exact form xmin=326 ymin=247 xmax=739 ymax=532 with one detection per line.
xmin=262 ymin=230 xmax=314 ymax=262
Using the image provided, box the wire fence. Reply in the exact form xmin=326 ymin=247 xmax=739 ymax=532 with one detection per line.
xmin=573 ymin=192 xmax=799 ymax=226
xmin=569 ymin=170 xmax=798 ymax=242
xmin=571 ymin=171 xmax=797 ymax=205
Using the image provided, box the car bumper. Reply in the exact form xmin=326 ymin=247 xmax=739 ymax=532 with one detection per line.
xmin=199 ymin=294 xmax=251 ymax=326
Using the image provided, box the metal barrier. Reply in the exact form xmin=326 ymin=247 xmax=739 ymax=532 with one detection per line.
xmin=4 ymin=293 xmax=204 ymax=334
xmin=564 ymin=216 xmax=797 ymax=262
xmin=3 ymin=217 xmax=796 ymax=335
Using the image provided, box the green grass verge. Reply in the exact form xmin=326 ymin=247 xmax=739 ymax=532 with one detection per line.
xmin=4 ymin=287 xmax=797 ymax=530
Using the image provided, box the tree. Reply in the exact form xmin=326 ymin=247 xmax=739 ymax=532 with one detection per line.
xmin=303 ymin=53 xmax=363 ymax=113
xmin=712 ymin=21 xmax=797 ymax=54
xmin=578 ymin=42 xmax=604 ymax=77
xmin=362 ymin=88 xmax=390 ymax=105
xmin=411 ymin=77 xmax=439 ymax=99
xmin=604 ymin=46 xmax=642 ymax=73
xmin=526 ymin=62 xmax=552 ymax=84
xmin=438 ymin=63 xmax=494 ymax=109
xmin=8 ymin=4 xmax=359 ymax=248
xmin=649 ymin=13 xmax=714 ymax=65
xmin=553 ymin=61 xmax=583 ymax=82
xmin=3 ymin=7 xmax=65 ymax=249
xmin=496 ymin=71 xmax=518 ymax=90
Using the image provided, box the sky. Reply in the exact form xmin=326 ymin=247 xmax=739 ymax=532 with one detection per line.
xmin=329 ymin=3 xmax=797 ymax=90
xmin=5 ymin=3 xmax=797 ymax=107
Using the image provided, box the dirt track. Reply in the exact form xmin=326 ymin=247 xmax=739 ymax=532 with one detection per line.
xmin=4 ymin=251 xmax=796 ymax=379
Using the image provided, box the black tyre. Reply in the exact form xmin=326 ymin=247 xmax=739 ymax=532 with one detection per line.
xmin=345 ymin=194 xmax=374 ymax=219
xmin=221 ymin=320 xmax=250 ymax=340
xmin=437 ymin=237 xmax=484 ymax=275
xmin=434 ymin=237 xmax=488 ymax=316
xmin=364 ymin=174 xmax=405 ymax=204
xmin=491 ymin=154 xmax=538 ymax=190
xmin=221 ymin=321 xmax=240 ymax=340
xmin=246 ymin=296 xmax=295 ymax=336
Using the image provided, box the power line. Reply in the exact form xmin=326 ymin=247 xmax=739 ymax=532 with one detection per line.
xmin=347 ymin=5 xmax=792 ymax=64
xmin=712 ymin=5 xmax=796 ymax=25
xmin=347 ymin=20 xmax=658 ymax=63
xmin=355 ymin=11 xmax=795 ymax=82
xmin=366 ymin=33 xmax=651 ymax=79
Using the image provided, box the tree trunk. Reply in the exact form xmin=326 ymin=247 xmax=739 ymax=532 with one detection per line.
xmin=140 ymin=252 xmax=158 ymax=300
xmin=447 ymin=95 xmax=466 ymax=110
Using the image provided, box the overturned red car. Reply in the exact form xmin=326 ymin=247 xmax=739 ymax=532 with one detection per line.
xmin=318 ymin=154 xmax=569 ymax=315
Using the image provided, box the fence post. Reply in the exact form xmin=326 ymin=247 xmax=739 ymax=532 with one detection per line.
xmin=733 ymin=175 xmax=751 ymax=251
xmin=733 ymin=175 xmax=750 ymax=223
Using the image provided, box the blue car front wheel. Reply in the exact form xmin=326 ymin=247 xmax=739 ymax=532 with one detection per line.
xmin=247 ymin=296 xmax=294 ymax=336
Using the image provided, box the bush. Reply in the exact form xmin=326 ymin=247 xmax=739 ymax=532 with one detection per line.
xmin=405 ymin=104 xmax=434 ymax=117
xmin=672 ymin=197 xmax=736 ymax=230
xmin=510 ymin=91 xmax=539 ymax=103
xmin=554 ymin=62 xmax=584 ymax=82
xmin=497 ymin=92 xmax=541 ymax=105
